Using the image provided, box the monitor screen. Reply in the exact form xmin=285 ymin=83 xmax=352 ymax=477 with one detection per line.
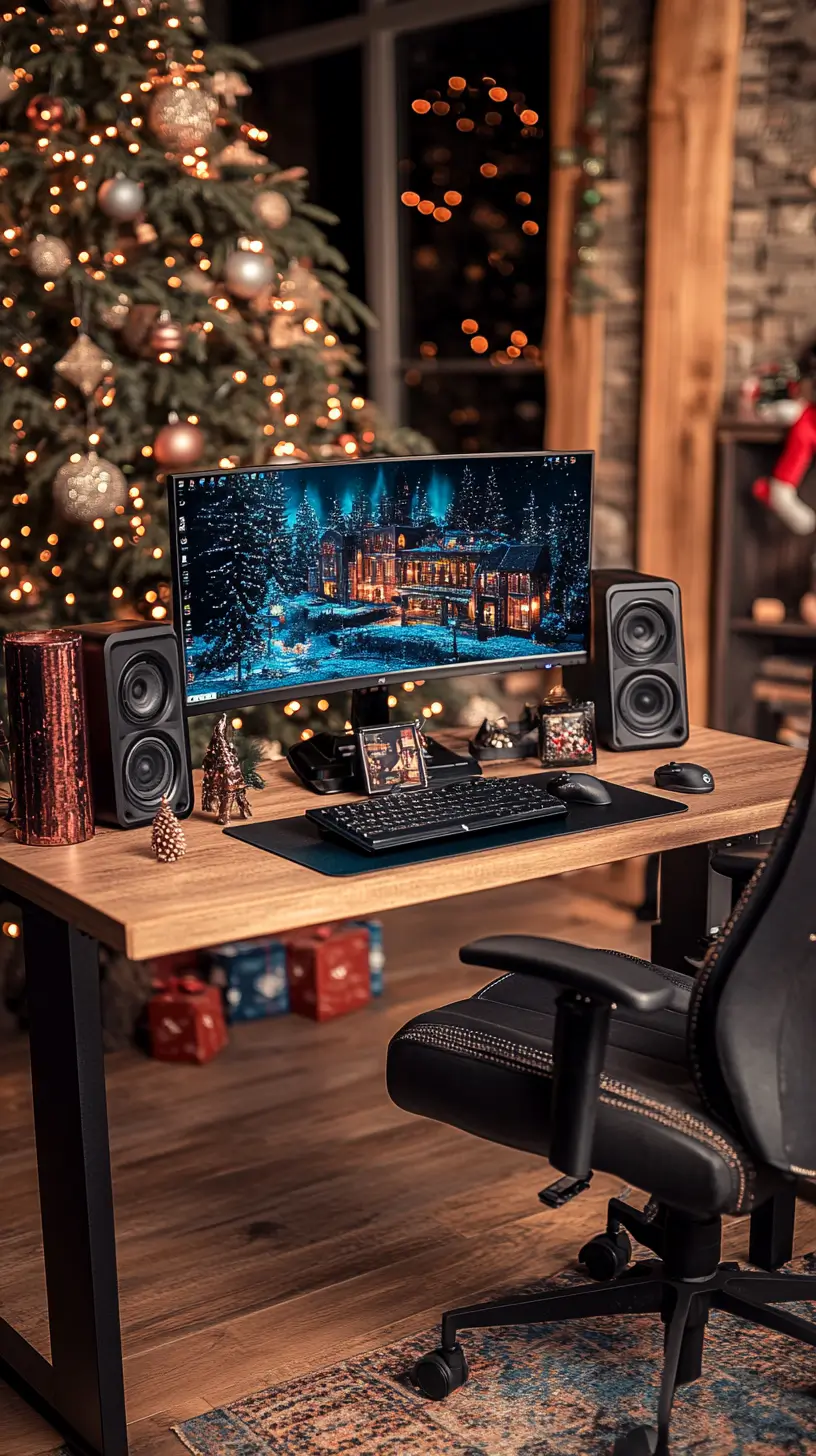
xmin=169 ymin=450 xmax=593 ymax=711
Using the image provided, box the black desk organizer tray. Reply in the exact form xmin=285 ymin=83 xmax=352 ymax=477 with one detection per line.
xmin=224 ymin=779 xmax=687 ymax=878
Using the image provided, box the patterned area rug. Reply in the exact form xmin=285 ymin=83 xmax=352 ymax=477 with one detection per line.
xmin=173 ymin=1259 xmax=816 ymax=1456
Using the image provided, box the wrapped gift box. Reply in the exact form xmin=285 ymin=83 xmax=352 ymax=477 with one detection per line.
xmin=350 ymin=918 xmax=385 ymax=996
xmin=206 ymin=938 xmax=289 ymax=1023
xmin=286 ymin=923 xmax=371 ymax=1022
xmin=148 ymin=974 xmax=228 ymax=1064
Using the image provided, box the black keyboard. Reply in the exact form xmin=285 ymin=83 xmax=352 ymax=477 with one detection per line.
xmin=306 ymin=774 xmax=567 ymax=854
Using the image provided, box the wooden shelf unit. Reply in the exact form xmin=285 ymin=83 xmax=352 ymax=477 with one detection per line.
xmin=711 ymin=419 xmax=816 ymax=739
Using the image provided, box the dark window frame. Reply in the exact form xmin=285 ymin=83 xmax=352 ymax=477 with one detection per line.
xmin=218 ymin=0 xmax=541 ymax=422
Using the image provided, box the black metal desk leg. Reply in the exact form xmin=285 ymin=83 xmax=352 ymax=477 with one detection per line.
xmin=650 ymin=842 xmax=732 ymax=974
xmin=0 ymin=904 xmax=128 ymax=1456
xmin=749 ymin=1186 xmax=797 ymax=1271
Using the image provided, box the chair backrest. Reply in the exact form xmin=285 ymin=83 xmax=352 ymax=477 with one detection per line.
xmin=687 ymin=681 xmax=816 ymax=1177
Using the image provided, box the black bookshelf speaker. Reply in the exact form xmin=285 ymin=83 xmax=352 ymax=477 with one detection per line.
xmin=573 ymin=570 xmax=689 ymax=751
xmin=77 ymin=621 xmax=193 ymax=827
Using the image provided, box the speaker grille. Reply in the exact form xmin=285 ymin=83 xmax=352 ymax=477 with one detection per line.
xmin=119 ymin=654 xmax=169 ymax=724
xmin=122 ymin=734 xmax=179 ymax=812
xmin=617 ymin=673 xmax=678 ymax=737
xmin=613 ymin=600 xmax=673 ymax=665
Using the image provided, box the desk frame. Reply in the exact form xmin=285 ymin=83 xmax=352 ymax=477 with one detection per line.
xmin=0 ymin=904 xmax=126 ymax=1456
xmin=0 ymin=842 xmax=793 ymax=1456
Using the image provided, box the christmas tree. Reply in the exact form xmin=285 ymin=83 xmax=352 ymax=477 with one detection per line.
xmin=521 ymin=488 xmax=541 ymax=543
xmin=288 ymin=490 xmax=320 ymax=592
xmin=0 ymin=2 xmax=430 ymax=636
xmin=193 ymin=473 xmax=272 ymax=682
xmin=482 ymin=463 xmax=508 ymax=536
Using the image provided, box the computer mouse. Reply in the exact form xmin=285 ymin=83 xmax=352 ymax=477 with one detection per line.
xmin=654 ymin=761 xmax=715 ymax=794
xmin=546 ymin=772 xmax=612 ymax=807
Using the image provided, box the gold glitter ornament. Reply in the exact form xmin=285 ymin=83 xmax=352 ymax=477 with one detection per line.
xmin=181 ymin=267 xmax=212 ymax=295
xmin=253 ymin=190 xmax=291 ymax=229
xmin=0 ymin=66 xmax=17 ymax=103
xmin=148 ymin=84 xmax=217 ymax=152
xmin=210 ymin=71 xmax=251 ymax=109
xmin=269 ymin=312 xmax=302 ymax=351
xmin=99 ymin=292 xmax=130 ymax=330
xmin=280 ymin=260 xmax=323 ymax=317
xmin=55 ymin=334 xmax=113 ymax=397
xmin=217 ymin=138 xmax=269 ymax=170
xmin=29 ymin=233 xmax=71 ymax=279
xmin=53 ymin=453 xmax=128 ymax=523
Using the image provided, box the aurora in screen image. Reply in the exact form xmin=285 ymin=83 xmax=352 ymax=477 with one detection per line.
xmin=172 ymin=452 xmax=593 ymax=704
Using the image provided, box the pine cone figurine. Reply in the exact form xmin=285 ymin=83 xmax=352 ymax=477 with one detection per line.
xmin=151 ymin=796 xmax=187 ymax=863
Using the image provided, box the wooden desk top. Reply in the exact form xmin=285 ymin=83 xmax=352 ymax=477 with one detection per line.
xmin=0 ymin=726 xmax=801 ymax=960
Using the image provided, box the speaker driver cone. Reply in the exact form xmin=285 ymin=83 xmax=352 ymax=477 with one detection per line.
xmin=119 ymin=655 xmax=168 ymax=723
xmin=614 ymin=602 xmax=672 ymax=664
xmin=123 ymin=734 xmax=178 ymax=810
xmin=618 ymin=674 xmax=677 ymax=736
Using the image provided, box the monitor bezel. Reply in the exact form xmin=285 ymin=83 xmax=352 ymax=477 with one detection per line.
xmin=167 ymin=448 xmax=594 ymax=718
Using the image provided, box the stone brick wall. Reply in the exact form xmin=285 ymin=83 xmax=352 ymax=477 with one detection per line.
xmin=593 ymin=0 xmax=652 ymax=565
xmin=592 ymin=0 xmax=816 ymax=563
xmin=725 ymin=0 xmax=816 ymax=399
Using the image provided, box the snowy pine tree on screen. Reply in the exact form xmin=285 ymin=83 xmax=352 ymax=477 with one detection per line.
xmin=194 ymin=476 xmax=271 ymax=681
xmin=288 ymin=491 xmax=320 ymax=591
xmin=521 ymin=489 xmax=542 ymax=543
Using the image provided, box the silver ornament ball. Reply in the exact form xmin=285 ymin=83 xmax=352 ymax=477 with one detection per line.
xmin=252 ymin=190 xmax=291 ymax=229
xmin=225 ymin=249 xmax=274 ymax=299
xmin=29 ymin=234 xmax=71 ymax=279
xmin=53 ymin=453 xmax=128 ymax=523
xmin=98 ymin=175 xmax=144 ymax=222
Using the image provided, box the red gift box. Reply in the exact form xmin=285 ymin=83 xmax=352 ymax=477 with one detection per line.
xmin=148 ymin=974 xmax=228 ymax=1064
xmin=286 ymin=923 xmax=371 ymax=1022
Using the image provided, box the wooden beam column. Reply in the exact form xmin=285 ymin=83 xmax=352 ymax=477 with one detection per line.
xmin=637 ymin=0 xmax=744 ymax=721
xmin=544 ymin=0 xmax=605 ymax=456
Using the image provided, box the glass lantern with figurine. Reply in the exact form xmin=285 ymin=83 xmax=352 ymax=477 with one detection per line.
xmin=538 ymin=674 xmax=597 ymax=768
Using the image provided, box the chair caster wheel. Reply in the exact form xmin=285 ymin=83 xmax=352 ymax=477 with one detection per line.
xmin=410 ymin=1343 xmax=469 ymax=1401
xmin=612 ymin=1425 xmax=659 ymax=1455
xmin=579 ymin=1229 xmax=632 ymax=1281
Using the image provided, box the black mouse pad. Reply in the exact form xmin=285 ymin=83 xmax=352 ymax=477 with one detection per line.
xmin=223 ymin=780 xmax=687 ymax=877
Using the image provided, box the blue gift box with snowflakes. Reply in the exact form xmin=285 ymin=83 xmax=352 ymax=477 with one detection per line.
xmin=206 ymin=939 xmax=289 ymax=1023
xmin=352 ymin=919 xmax=384 ymax=996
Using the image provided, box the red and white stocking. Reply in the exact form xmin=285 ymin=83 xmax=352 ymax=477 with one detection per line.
xmin=752 ymin=404 xmax=816 ymax=536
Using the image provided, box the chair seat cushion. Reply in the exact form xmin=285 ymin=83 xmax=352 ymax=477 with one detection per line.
xmin=387 ymin=963 xmax=780 ymax=1218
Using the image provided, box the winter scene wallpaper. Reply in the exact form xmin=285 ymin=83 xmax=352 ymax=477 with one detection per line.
xmin=172 ymin=453 xmax=593 ymax=703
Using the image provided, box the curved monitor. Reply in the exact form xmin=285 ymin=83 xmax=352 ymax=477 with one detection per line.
xmin=168 ymin=450 xmax=593 ymax=714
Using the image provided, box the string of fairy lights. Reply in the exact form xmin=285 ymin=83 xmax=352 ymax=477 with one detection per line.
xmin=0 ymin=2 xmax=389 ymax=624
xmin=400 ymin=72 xmax=545 ymax=371
xmin=226 ymin=679 xmax=447 ymax=749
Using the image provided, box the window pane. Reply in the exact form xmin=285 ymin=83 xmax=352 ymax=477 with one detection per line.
xmin=397 ymin=3 xmax=549 ymax=369
xmin=404 ymin=368 xmax=544 ymax=454
xmin=247 ymin=52 xmax=367 ymax=364
xmin=229 ymin=1 xmax=359 ymax=47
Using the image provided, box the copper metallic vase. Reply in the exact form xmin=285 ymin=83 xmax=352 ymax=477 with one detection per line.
xmin=3 ymin=628 xmax=95 ymax=845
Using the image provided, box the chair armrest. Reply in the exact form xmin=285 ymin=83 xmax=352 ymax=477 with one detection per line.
xmin=460 ymin=936 xmax=675 ymax=1013
xmin=460 ymin=936 xmax=675 ymax=1182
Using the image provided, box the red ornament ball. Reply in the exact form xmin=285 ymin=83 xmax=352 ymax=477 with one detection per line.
xmin=26 ymin=95 xmax=64 ymax=133
xmin=153 ymin=420 xmax=205 ymax=468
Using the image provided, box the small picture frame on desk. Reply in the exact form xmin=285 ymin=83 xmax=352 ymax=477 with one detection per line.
xmin=356 ymin=722 xmax=428 ymax=795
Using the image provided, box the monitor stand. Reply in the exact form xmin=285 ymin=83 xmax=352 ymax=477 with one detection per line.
xmin=286 ymin=685 xmax=481 ymax=795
